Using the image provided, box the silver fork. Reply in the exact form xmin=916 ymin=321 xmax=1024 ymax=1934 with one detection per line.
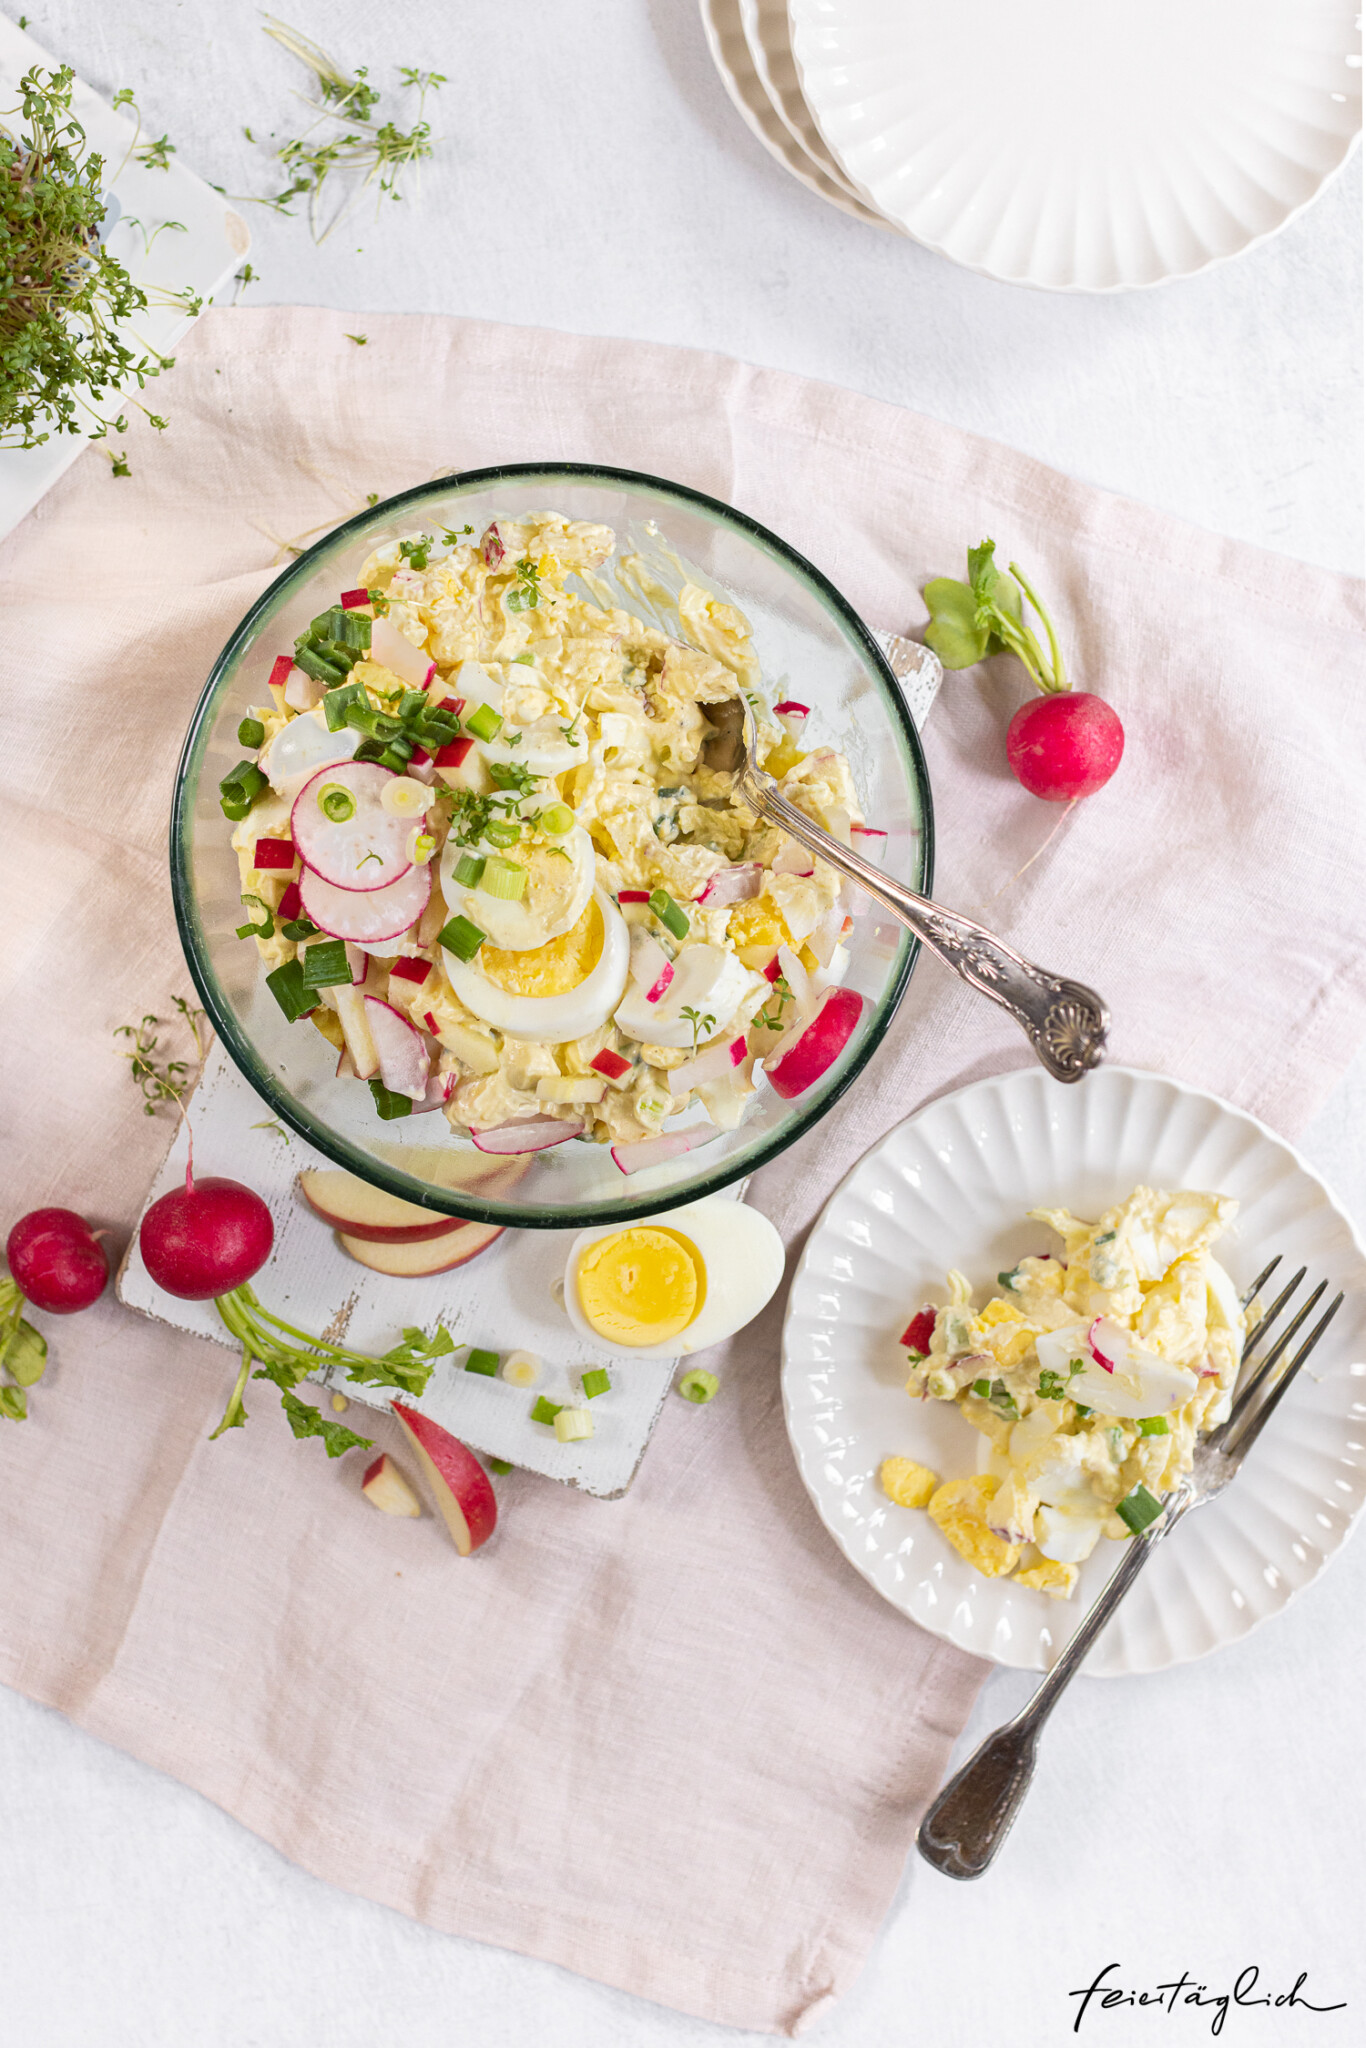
xmin=916 ymin=1259 xmax=1345 ymax=1879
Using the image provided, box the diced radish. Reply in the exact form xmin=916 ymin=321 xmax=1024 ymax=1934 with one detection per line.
xmin=762 ymin=954 xmax=783 ymax=984
xmin=764 ymin=986 xmax=864 ymax=1100
xmin=423 ymin=1009 xmax=440 ymax=1035
xmin=299 ymin=862 xmax=431 ymax=945
xmin=340 ymin=587 xmax=370 ymax=610
xmin=252 ymin=836 xmax=295 ymax=871
xmin=471 ymin=1117 xmax=581 ymax=1154
xmin=434 ymin=735 xmax=474 ymax=771
xmin=267 ymin=654 xmax=294 ymax=693
xmin=292 ymin=760 xmax=420 ymax=891
xmin=629 ymin=930 xmax=672 ymax=998
xmin=697 ymin=862 xmax=762 ymax=907
xmin=406 ymin=744 xmax=438 ymax=786
xmin=772 ymin=699 xmax=810 ymax=719
xmin=590 ymin=1048 xmax=632 ymax=1081
xmin=480 ymin=523 xmax=504 ymax=568
xmin=364 ymin=997 xmax=431 ymax=1100
xmin=611 ymin=1125 xmax=717 ymax=1175
xmin=284 ymin=666 xmax=325 ymax=712
xmin=388 ymin=955 xmax=431 ymax=987
xmin=901 ymin=1307 xmax=937 ymax=1353
xmin=278 ymin=879 xmax=302 ymax=923
xmin=851 ymin=824 xmax=888 ymax=862
xmin=667 ymin=1034 xmax=747 ymax=1096
xmin=772 ymin=840 xmax=816 ymax=878
xmin=618 ymin=889 xmax=651 ymax=904
xmin=646 ymin=962 xmax=675 ymax=1004
xmin=369 ymin=614 xmax=436 ymax=690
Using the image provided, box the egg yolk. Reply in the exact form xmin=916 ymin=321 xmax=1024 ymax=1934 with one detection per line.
xmin=575 ymin=1228 xmax=706 ymax=1346
xmin=480 ymin=897 xmax=602 ymax=997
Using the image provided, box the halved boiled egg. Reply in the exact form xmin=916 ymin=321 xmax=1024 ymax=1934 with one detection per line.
xmin=442 ymin=887 xmax=630 ymax=1042
xmin=259 ymin=704 xmax=362 ymax=795
xmin=614 ymin=942 xmax=768 ymax=1050
xmin=438 ymin=824 xmax=595 ymax=951
xmin=562 ymin=1196 xmax=785 ymax=1359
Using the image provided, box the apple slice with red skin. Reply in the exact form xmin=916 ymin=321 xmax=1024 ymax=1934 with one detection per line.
xmin=298 ymin=1158 xmax=529 ymax=1242
xmin=764 ymin=986 xmax=864 ymax=1101
xmin=391 ymin=1402 xmax=497 ymax=1554
xmin=361 ymin=1452 xmax=422 ymax=1517
xmin=339 ymin=1218 xmax=503 ymax=1276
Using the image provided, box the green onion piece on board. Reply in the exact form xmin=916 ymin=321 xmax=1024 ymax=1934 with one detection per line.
xmin=479 ymin=857 xmax=527 ymax=902
xmin=1137 ymin=1415 xmax=1171 ymax=1436
xmin=454 ymin=852 xmax=486 ymax=888
xmin=437 ymin=914 xmax=486 ymax=962
xmin=678 ymin=1369 xmax=719 ymax=1404
xmin=237 ymin=716 xmax=265 ymax=749
xmin=581 ymin=1368 xmax=611 ymax=1400
xmin=540 ymin=803 xmax=573 ymax=836
xmin=265 ymin=960 xmax=317 ymax=1023
xmin=368 ymin=1078 xmax=412 ymax=1121
xmin=483 ymin=817 xmax=521 ymax=850
xmin=464 ymin=1348 xmax=500 ymax=1377
xmin=648 ymin=888 xmax=689 ymax=940
xmin=530 ymin=1396 xmax=563 ymax=1427
xmin=554 ymin=1407 xmax=593 ymax=1443
xmin=1116 ymin=1484 xmax=1164 ymax=1535
xmin=465 ymin=702 xmax=503 ymax=743
xmin=488 ymin=1457 xmax=513 ymax=1475
xmin=317 ymin=783 xmax=356 ymax=823
xmin=300 ymin=938 xmax=353 ymax=989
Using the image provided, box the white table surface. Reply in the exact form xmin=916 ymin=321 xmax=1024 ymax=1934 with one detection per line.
xmin=4 ymin=6 xmax=1362 ymax=2044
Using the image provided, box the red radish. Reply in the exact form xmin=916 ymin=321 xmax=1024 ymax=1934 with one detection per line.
xmin=628 ymin=931 xmax=672 ymax=998
xmin=772 ymin=841 xmax=815 ymax=878
xmin=762 ymin=954 xmax=783 ymax=984
xmin=901 ymin=1307 xmax=937 ymax=1353
xmin=772 ymin=699 xmax=809 ymax=720
xmin=764 ymin=987 xmax=864 ymax=1100
xmin=6 ymin=1208 xmax=108 ymax=1314
xmin=339 ymin=587 xmax=370 ymax=610
xmin=409 ymin=1072 xmax=456 ymax=1115
xmin=1088 ymin=1316 xmax=1117 ymax=1374
xmin=696 ymin=862 xmax=762 ymax=907
xmin=645 ymin=961 xmax=675 ymax=1004
xmin=140 ymin=1172 xmax=273 ymax=1301
xmin=850 ymin=824 xmax=887 ymax=861
xmin=391 ymin=1401 xmax=498 ymax=1554
xmin=267 ymin=654 xmax=294 ymax=693
xmin=252 ymin=837 xmax=295 ymax=871
xmin=1006 ymin=692 xmax=1124 ymax=802
xmin=471 ymin=1117 xmax=582 ymax=1155
xmin=284 ymin=667 xmax=324 ymax=712
xmin=668 ymin=1034 xmax=747 ymax=1096
xmin=277 ymin=879 xmax=303 ymax=923
xmin=434 ymin=735 xmax=474 ymax=774
xmin=422 ymin=1010 xmax=441 ymax=1036
xmin=388 ymin=955 xmax=431 ymax=987
xmin=291 ymin=760 xmax=420 ymax=892
xmin=611 ymin=1125 xmax=717 ymax=1175
xmin=364 ymin=997 xmax=431 ymax=1100
xmin=369 ymin=614 xmax=436 ymax=690
xmin=590 ymin=1048 xmax=632 ymax=1081
xmin=480 ymin=523 xmax=504 ymax=569
xmin=617 ymin=889 xmax=650 ymax=904
xmin=344 ymin=943 xmax=368 ymax=986
xmin=298 ymin=861 xmax=430 ymax=945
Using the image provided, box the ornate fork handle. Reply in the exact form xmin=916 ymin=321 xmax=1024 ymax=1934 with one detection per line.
xmin=917 ymin=1494 xmax=1191 ymax=1879
xmin=739 ymin=771 xmax=1109 ymax=1083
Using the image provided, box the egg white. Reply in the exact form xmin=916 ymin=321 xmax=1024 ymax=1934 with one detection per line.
xmin=439 ymin=823 xmax=596 ymax=952
xmin=614 ymin=943 xmax=768 ymax=1050
xmin=259 ymin=704 xmax=362 ymax=794
xmin=561 ymin=1196 xmax=785 ymax=1359
xmin=441 ymin=886 xmax=630 ymax=1043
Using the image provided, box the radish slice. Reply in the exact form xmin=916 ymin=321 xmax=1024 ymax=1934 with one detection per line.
xmin=480 ymin=523 xmax=504 ymax=568
xmin=772 ymin=699 xmax=809 ymax=719
xmin=764 ymin=987 xmax=864 ymax=1100
xmin=772 ymin=840 xmax=816 ymax=878
xmin=344 ymin=942 xmax=368 ymax=986
xmin=284 ymin=666 xmax=325 ymax=712
xmin=697 ymin=862 xmax=762 ymax=907
xmin=409 ymin=1072 xmax=455 ymax=1115
xmin=292 ymin=760 xmax=421 ymax=892
xmin=299 ymin=862 xmax=431 ymax=945
xmin=364 ymin=997 xmax=431 ymax=1101
xmin=667 ymin=1034 xmax=747 ymax=1096
xmin=629 ymin=931 xmax=671 ymax=996
xmin=851 ymin=824 xmax=888 ymax=863
xmin=471 ymin=1117 xmax=581 ymax=1154
xmin=369 ymin=614 xmax=436 ymax=690
xmin=611 ymin=1125 xmax=718 ymax=1175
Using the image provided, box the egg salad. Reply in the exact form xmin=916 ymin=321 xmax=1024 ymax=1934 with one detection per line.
xmin=885 ymin=1186 xmax=1247 ymax=1600
xmin=224 ymin=512 xmax=866 ymax=1152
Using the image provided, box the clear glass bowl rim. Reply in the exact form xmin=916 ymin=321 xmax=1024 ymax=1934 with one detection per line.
xmin=170 ymin=461 xmax=935 ymax=1227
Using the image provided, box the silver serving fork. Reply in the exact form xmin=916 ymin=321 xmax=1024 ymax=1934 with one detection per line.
xmin=916 ymin=1259 xmax=1345 ymax=1879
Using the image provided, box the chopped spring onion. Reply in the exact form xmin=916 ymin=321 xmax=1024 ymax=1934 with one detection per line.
xmin=554 ymin=1407 xmax=594 ymax=1443
xmin=540 ymin=802 xmax=573 ymax=836
xmin=220 ymin=760 xmax=267 ymax=819
xmin=236 ymin=892 xmax=275 ymax=941
xmin=581 ymin=1368 xmax=611 ymax=1400
xmin=483 ymin=817 xmax=521 ymax=850
xmin=971 ymin=1377 xmax=1019 ymax=1418
xmin=488 ymin=1456 xmax=513 ymax=1475
xmin=464 ymin=1347 xmax=500 ymax=1377
xmin=501 ymin=1350 xmax=542 ymax=1387
xmin=437 ymin=914 xmax=486 ymax=962
xmin=1116 ymin=1484 xmax=1164 ymax=1534
xmin=678 ymin=1369 xmax=719 ymax=1405
xmin=265 ymin=959 xmax=317 ymax=1023
xmin=317 ymin=782 xmax=356 ymax=824
xmin=454 ymin=852 xmax=486 ymax=888
xmin=479 ymin=857 xmax=527 ymax=901
xmin=465 ymin=702 xmax=503 ymax=743
xmin=1137 ymin=1415 xmax=1171 ymax=1436
xmin=281 ymin=917 xmax=318 ymax=941
xmin=997 ymin=1266 xmax=1021 ymax=1291
xmin=237 ymin=715 xmax=265 ymax=749
xmin=648 ymin=888 xmax=689 ymax=940
xmin=367 ymin=1078 xmax=413 ymax=1121
xmin=300 ymin=938 xmax=353 ymax=989
xmin=530 ymin=1396 xmax=563 ymax=1427
xmin=324 ymin=680 xmax=365 ymax=732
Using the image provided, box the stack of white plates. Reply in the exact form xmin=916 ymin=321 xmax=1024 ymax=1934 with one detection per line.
xmin=700 ymin=0 xmax=1361 ymax=290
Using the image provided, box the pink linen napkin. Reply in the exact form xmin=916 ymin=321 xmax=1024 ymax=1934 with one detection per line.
xmin=1 ymin=308 xmax=1363 ymax=2036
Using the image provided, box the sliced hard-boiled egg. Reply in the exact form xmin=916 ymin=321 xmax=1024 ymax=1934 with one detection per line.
xmin=259 ymin=703 xmax=362 ymax=795
xmin=1033 ymin=1503 xmax=1106 ymax=1565
xmin=439 ymin=823 xmax=595 ymax=951
xmin=1205 ymin=1255 xmax=1243 ymax=1331
xmin=456 ymin=658 xmax=584 ymax=776
xmin=614 ymin=941 xmax=767 ymax=1050
xmin=562 ymin=1196 xmax=785 ymax=1359
xmin=442 ymin=887 xmax=629 ymax=1043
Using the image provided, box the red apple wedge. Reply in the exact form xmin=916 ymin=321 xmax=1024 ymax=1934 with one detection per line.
xmin=361 ymin=1452 xmax=422 ymax=1517
xmin=298 ymin=1158 xmax=529 ymax=1242
xmin=339 ymin=1218 xmax=504 ymax=1276
xmin=391 ymin=1402 xmax=497 ymax=1554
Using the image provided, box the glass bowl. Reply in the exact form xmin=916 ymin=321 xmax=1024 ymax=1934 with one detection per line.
xmin=171 ymin=465 xmax=934 ymax=1228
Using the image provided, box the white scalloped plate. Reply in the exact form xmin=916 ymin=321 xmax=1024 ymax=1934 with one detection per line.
xmin=788 ymin=0 xmax=1362 ymax=290
xmin=782 ymin=1067 xmax=1366 ymax=1675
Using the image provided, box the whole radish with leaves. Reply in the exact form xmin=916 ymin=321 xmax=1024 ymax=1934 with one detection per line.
xmin=924 ymin=542 xmax=1124 ymax=801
